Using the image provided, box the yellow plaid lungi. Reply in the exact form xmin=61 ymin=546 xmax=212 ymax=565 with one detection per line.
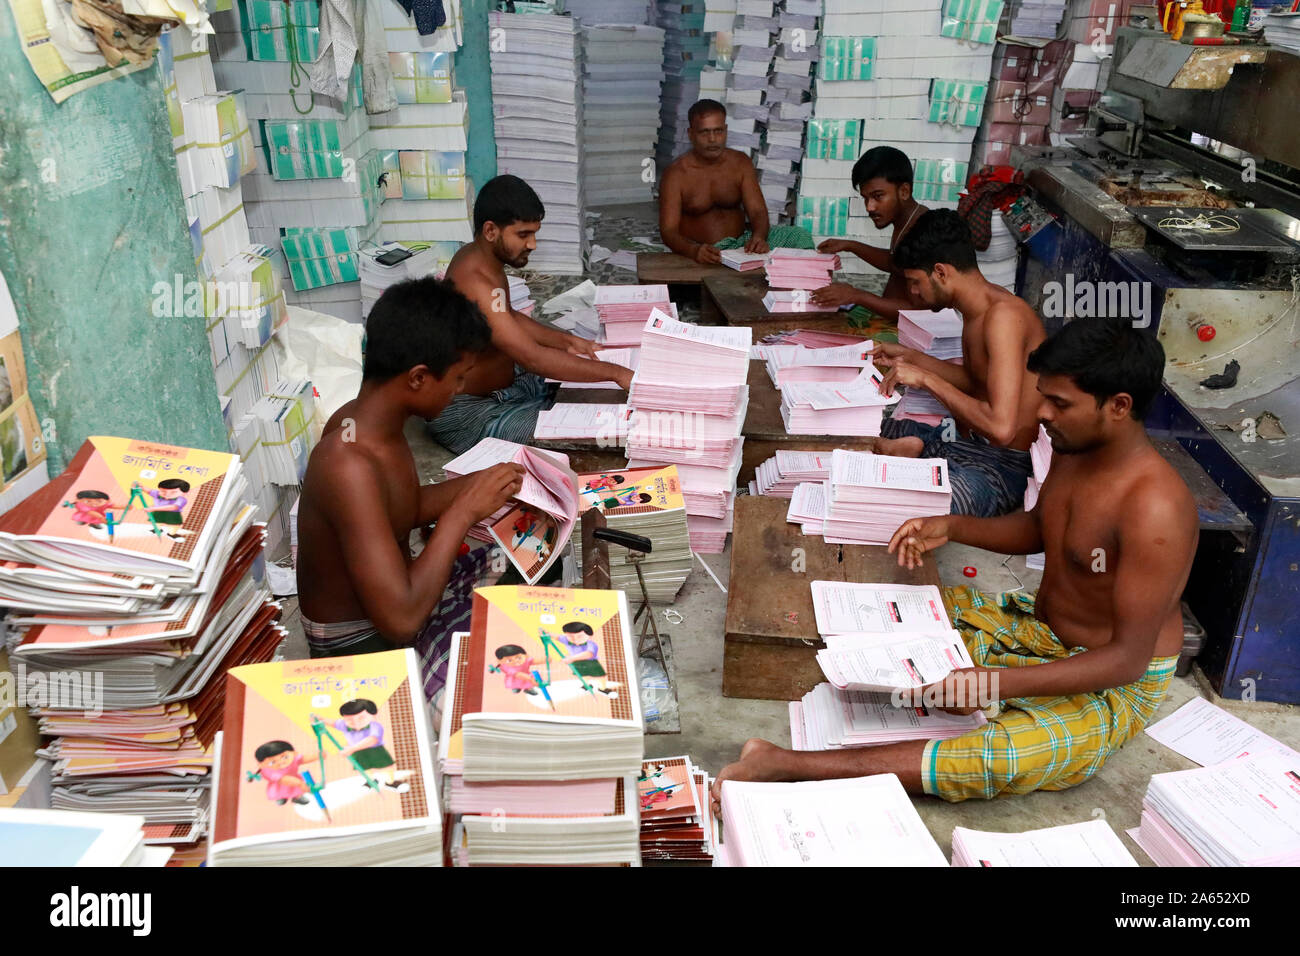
xmin=922 ymin=587 xmax=1178 ymax=802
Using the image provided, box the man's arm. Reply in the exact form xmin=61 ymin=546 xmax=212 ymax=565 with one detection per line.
xmin=810 ymin=283 xmax=915 ymax=321
xmin=517 ymin=310 xmax=599 ymax=358
xmin=739 ymin=159 xmax=770 ymax=252
xmin=659 ymin=166 xmax=721 ymax=263
xmin=320 ymin=455 xmax=522 ymax=641
xmin=818 ymin=238 xmax=894 ymax=273
xmin=888 ymin=508 xmax=1043 ymax=569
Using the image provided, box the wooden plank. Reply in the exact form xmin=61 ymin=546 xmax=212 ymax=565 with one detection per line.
xmin=722 ymin=495 xmax=941 ymax=700
xmin=702 ymin=271 xmax=872 ymax=338
xmin=636 ymin=252 xmax=730 ymax=285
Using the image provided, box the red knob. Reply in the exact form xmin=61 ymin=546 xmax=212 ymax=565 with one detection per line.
xmin=962 ymin=566 xmax=977 ymax=577
xmin=1196 ymin=324 xmax=1216 ymax=342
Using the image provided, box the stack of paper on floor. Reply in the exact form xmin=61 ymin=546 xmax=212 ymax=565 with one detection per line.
xmin=581 ymin=25 xmax=666 ymax=206
xmin=208 ymin=649 xmax=443 ymax=866
xmin=766 ymin=342 xmax=874 ymax=387
xmin=753 ymin=450 xmax=832 ymax=498
xmin=359 ymin=244 xmax=439 ymax=318
xmin=625 ymin=311 xmax=752 ymax=552
xmin=0 ymin=808 xmax=174 ymax=866
xmin=0 ymin=437 xmax=284 ymax=858
xmin=822 ymin=450 xmax=952 ymax=544
xmin=765 ymin=248 xmax=840 ymax=290
xmin=533 ymin=403 xmax=631 ymax=442
xmin=720 ymin=249 xmax=770 ymax=272
xmin=779 ymin=366 xmax=897 ymax=436
xmin=594 ymin=285 xmax=675 ymax=347
xmin=638 ymin=756 xmax=716 ymax=862
xmin=714 ymin=775 xmax=947 ymax=866
xmin=570 ymin=466 xmax=692 ymax=603
xmin=489 ymin=11 xmax=587 ymax=274
xmin=792 ymin=682 xmax=986 ymax=749
xmin=1143 ymin=697 xmax=1298 ymax=768
xmin=442 ymin=437 xmax=579 ymax=585
xmin=1134 ymin=754 xmax=1300 ymax=867
xmin=508 ymin=274 xmax=534 ymax=316
xmin=952 ymin=820 xmax=1138 ymax=867
xmin=438 ymin=586 xmax=645 ymax=865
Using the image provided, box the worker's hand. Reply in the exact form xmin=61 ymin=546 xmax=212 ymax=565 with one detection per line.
xmin=564 ymin=334 xmax=600 ymax=359
xmin=613 ymin=366 xmax=634 ymax=391
xmin=693 ymin=242 xmax=723 ymax=265
xmin=871 ymin=340 xmax=913 ymax=367
xmin=810 ymin=282 xmax=859 ymax=308
xmin=817 ymin=238 xmax=850 ymax=255
xmin=906 ymin=668 xmax=990 ymax=716
xmin=879 ymin=360 xmax=926 ymax=396
xmin=744 ymin=235 xmax=770 ymax=254
xmin=451 ymin=463 xmax=525 ymax=525
xmin=888 ymin=515 xmax=951 ymax=569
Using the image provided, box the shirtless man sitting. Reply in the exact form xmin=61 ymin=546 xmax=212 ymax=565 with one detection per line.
xmin=428 ymin=174 xmax=634 ymax=455
xmin=811 ymin=146 xmax=926 ymax=321
xmin=713 ymin=318 xmax=1199 ymax=805
xmin=658 ymin=99 xmax=773 ymax=264
xmin=297 ymin=277 xmax=525 ymax=706
xmin=873 ymin=208 xmax=1047 ymax=517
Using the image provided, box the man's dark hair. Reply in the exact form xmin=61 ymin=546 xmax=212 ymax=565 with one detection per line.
xmin=892 ymin=209 xmax=978 ymax=273
xmin=688 ymin=98 xmax=726 ymax=126
xmin=1028 ymin=318 xmax=1165 ymax=419
xmin=851 ymin=146 xmax=914 ymax=189
xmin=362 ymin=277 xmax=491 ymax=381
xmin=473 ymin=174 xmax=545 ymax=234
xmin=339 ymin=699 xmax=378 ymax=716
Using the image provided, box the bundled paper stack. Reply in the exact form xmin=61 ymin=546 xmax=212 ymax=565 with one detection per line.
xmin=565 ymin=0 xmax=652 ymax=25
xmin=625 ymin=313 xmax=752 ymax=552
xmin=571 ymin=466 xmax=693 ymax=603
xmin=1264 ymin=12 xmax=1300 ymax=56
xmin=490 ymin=11 xmax=587 ymax=274
xmin=1135 ymin=755 xmax=1300 ymax=867
xmin=725 ymin=2 xmax=778 ymax=179
xmin=359 ymin=244 xmax=440 ymax=318
xmin=977 ymin=212 xmax=1019 ymax=292
xmin=594 ymin=285 xmax=676 ymax=347
xmin=209 ymin=649 xmax=444 ymax=866
xmin=208 ymin=245 xmax=289 ymax=350
xmin=764 ymin=0 xmax=823 ymax=224
xmin=766 ymin=342 xmax=874 ymax=387
xmin=765 ymin=248 xmax=840 ymax=290
xmin=974 ymin=39 xmax=1071 ymax=166
xmin=439 ymin=586 xmax=645 ymax=866
xmin=655 ymin=1 xmax=712 ymax=169
xmin=442 ymin=438 xmax=579 ymax=585
xmin=534 ymin=404 xmax=631 ymax=442
xmin=785 ymin=480 xmax=827 ymax=534
xmin=792 ymin=682 xmax=986 ymax=748
xmin=638 ymin=756 xmax=716 ymax=862
xmin=233 ymin=378 xmax=321 ymax=489
xmin=714 ymin=774 xmax=947 ymax=866
xmin=752 ymin=450 xmax=832 ymax=498
xmin=757 ymin=328 xmax=868 ymax=349
xmin=581 ymin=25 xmax=666 ymax=206
xmin=0 ymin=809 xmax=172 ymax=867
xmin=894 ymin=306 xmax=963 ymax=425
xmin=779 ymin=367 xmax=898 ymax=436
xmin=508 ymin=275 xmax=535 ymax=316
xmin=1007 ymin=0 xmax=1067 ymax=39
xmin=822 ymin=450 xmax=952 ymax=543
xmin=952 ymin=820 xmax=1138 ymax=867
xmin=0 ymin=437 xmax=284 ymax=858
xmin=762 ymin=291 xmax=821 ymax=313
xmin=720 ymin=249 xmax=770 ymax=272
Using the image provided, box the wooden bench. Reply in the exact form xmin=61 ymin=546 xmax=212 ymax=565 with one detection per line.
xmin=635 ymin=252 xmax=731 ymax=288
xmin=722 ymin=495 xmax=943 ymax=701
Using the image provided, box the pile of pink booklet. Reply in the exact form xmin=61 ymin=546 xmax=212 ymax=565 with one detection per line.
xmin=821 ymin=449 xmax=952 ymax=545
xmin=779 ymin=366 xmax=897 ymax=436
xmin=764 ymin=248 xmax=840 ymax=290
xmin=765 ymin=342 xmax=874 ymax=387
xmin=594 ymin=285 xmax=677 ymax=347
xmin=624 ymin=309 xmax=751 ymax=553
xmin=750 ymin=450 xmax=832 ymax=498
xmin=893 ymin=307 xmax=964 ymax=425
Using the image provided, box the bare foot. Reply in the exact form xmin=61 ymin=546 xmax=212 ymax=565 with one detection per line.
xmin=710 ymin=738 xmax=790 ymax=817
xmin=873 ymin=436 xmax=924 ymax=458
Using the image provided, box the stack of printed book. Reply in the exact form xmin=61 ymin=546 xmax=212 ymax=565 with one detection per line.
xmin=638 ymin=755 xmax=717 ymax=862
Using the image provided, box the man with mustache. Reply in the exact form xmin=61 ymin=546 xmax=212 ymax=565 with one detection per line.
xmin=428 ymin=175 xmax=633 ymax=455
xmin=809 ymin=146 xmax=928 ymax=320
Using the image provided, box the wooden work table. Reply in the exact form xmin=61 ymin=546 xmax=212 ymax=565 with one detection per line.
xmin=700 ymin=271 xmax=871 ymax=339
xmin=722 ymin=495 xmax=942 ymax=701
xmin=635 ymin=251 xmax=731 ymax=286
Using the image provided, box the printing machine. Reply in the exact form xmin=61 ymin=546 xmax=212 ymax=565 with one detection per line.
xmin=1009 ymin=25 xmax=1300 ymax=704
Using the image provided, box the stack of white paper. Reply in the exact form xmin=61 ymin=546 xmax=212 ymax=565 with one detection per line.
xmin=359 ymin=244 xmax=440 ymax=318
xmin=489 ymin=11 xmax=587 ymax=274
xmin=508 ymin=274 xmax=534 ymax=316
xmin=821 ymin=449 xmax=951 ymax=543
xmin=0 ymin=809 xmax=163 ymax=867
xmin=977 ymin=213 xmax=1019 ymax=291
xmin=811 ymin=580 xmax=954 ymax=637
xmin=1143 ymin=697 xmax=1299 ymax=768
xmin=1264 ymin=12 xmax=1300 ymax=55
xmin=952 ymin=820 xmax=1138 ymax=866
xmin=594 ymin=285 xmax=675 ymax=347
xmin=1007 ymin=0 xmax=1067 ymax=39
xmin=234 ymin=378 xmax=321 ymax=487
xmin=766 ymin=248 xmax=840 ymax=290
xmin=1137 ymin=755 xmax=1300 ymax=867
xmin=566 ymin=0 xmax=652 ymax=25
xmin=816 ymin=629 xmax=975 ymax=693
xmin=551 ymin=347 xmax=639 ymax=389
xmin=581 ymin=25 xmax=666 ymax=206
xmin=792 ymin=682 xmax=986 ymax=749
xmin=534 ymin=403 xmax=631 ymax=442
xmin=654 ymin=1 xmax=712 ymax=168
xmin=720 ymin=249 xmax=770 ymax=272
xmin=785 ymin=480 xmax=826 ymax=532
xmin=898 ymin=307 xmax=964 ymax=360
xmin=779 ymin=367 xmax=898 ymax=436
xmin=766 ymin=342 xmax=873 ymax=387
xmin=753 ymin=450 xmax=832 ymax=497
xmin=715 ymin=774 xmax=947 ymax=866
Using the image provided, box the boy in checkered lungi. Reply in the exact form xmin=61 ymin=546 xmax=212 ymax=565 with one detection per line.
xmin=713 ymin=319 xmax=1199 ymax=806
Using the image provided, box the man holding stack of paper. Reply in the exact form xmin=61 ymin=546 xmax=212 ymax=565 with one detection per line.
xmin=873 ymin=209 xmax=1047 ymax=518
xmin=428 ymin=175 xmax=634 ymax=455
xmin=714 ymin=319 xmax=1200 ymax=805
xmin=658 ymin=99 xmax=813 ymax=264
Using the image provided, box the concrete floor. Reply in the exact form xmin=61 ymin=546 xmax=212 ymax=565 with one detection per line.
xmin=277 ymin=419 xmax=1299 ymax=865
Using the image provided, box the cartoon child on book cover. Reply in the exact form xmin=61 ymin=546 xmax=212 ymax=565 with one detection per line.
xmin=66 ymin=490 xmax=120 ymax=529
xmin=638 ymin=762 xmax=684 ymax=811
xmin=505 ymin=505 xmax=557 ymax=562
xmin=557 ymin=621 xmax=619 ymax=698
xmin=330 ymin=699 xmax=410 ymax=793
xmin=144 ymin=478 xmax=189 ymax=526
xmin=593 ymin=489 xmax=653 ymax=513
xmin=252 ymin=740 xmax=320 ymax=806
xmin=491 ymin=645 xmax=540 ymax=696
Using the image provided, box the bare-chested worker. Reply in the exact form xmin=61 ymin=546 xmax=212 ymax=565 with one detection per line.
xmin=811 ymin=146 xmax=927 ymax=320
xmin=659 ymin=100 xmax=814 ymax=263
xmin=872 ymin=209 xmax=1047 ymax=517
xmin=427 ymin=175 xmax=633 ymax=455
xmin=713 ymin=318 xmax=1199 ymax=806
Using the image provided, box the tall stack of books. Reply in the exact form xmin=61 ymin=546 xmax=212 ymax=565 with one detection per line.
xmin=638 ymin=755 xmax=717 ymax=861
xmin=581 ymin=25 xmax=666 ymax=206
xmin=751 ymin=450 xmax=832 ymax=497
xmin=821 ymin=450 xmax=951 ymax=544
xmin=439 ymin=587 xmax=644 ymax=865
xmin=0 ymin=437 xmax=284 ymax=863
xmin=655 ymin=0 xmax=713 ymax=169
xmin=595 ymin=285 xmax=676 ymax=347
xmin=893 ymin=307 xmax=963 ymax=426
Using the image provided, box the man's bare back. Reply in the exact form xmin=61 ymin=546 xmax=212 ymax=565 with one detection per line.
xmin=959 ymin=289 xmax=1048 ymax=450
xmin=1034 ymin=442 xmax=1196 ymax=659
xmin=662 ymin=149 xmax=752 ymax=245
xmin=445 ymin=244 xmax=517 ymax=395
xmin=296 ymin=403 xmax=420 ymax=625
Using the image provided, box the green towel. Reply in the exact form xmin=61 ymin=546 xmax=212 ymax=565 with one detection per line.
xmin=715 ymin=224 xmax=815 ymax=251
